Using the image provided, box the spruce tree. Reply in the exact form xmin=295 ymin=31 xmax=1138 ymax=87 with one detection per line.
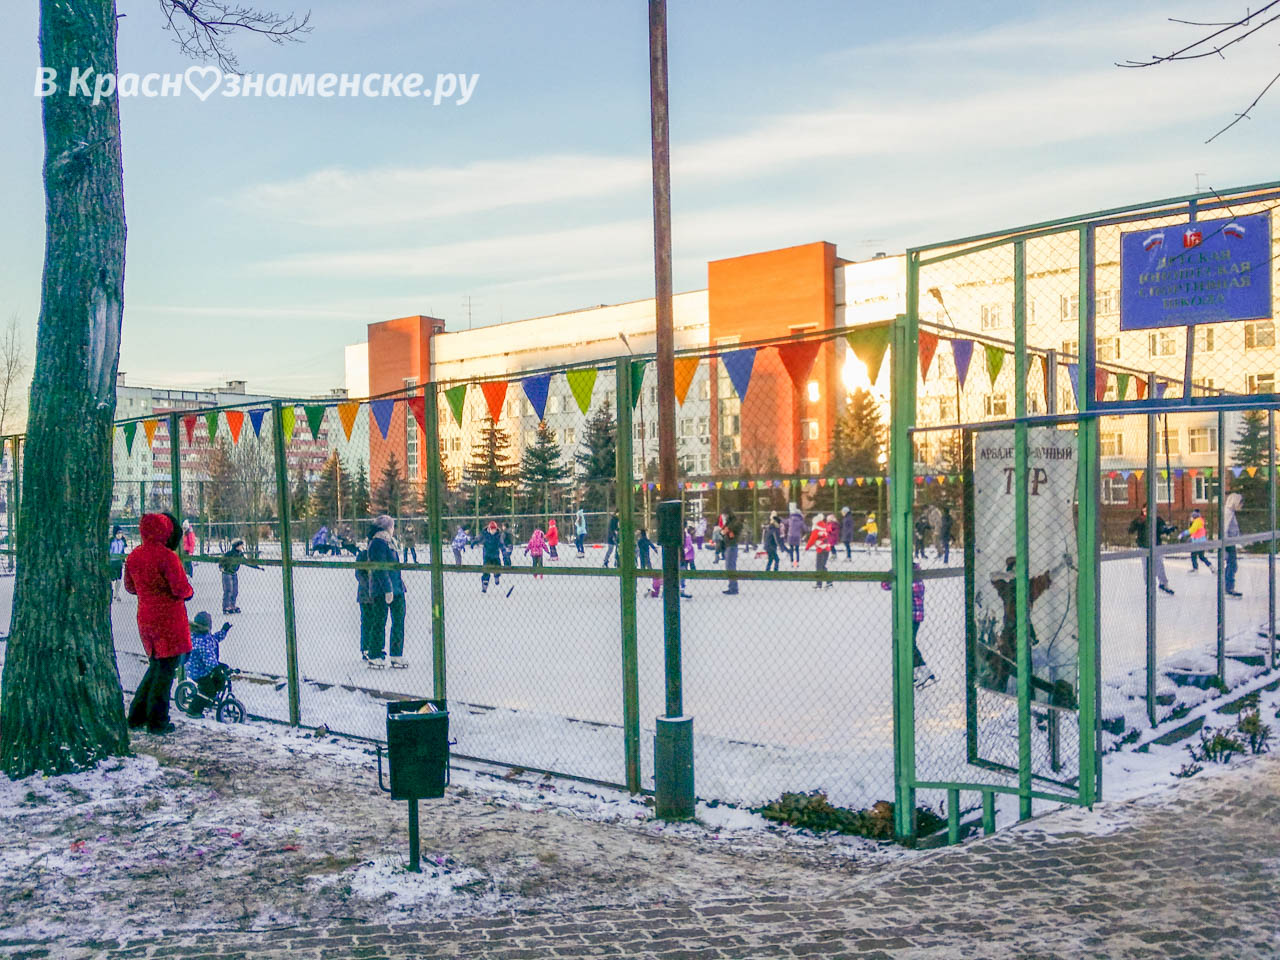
xmin=312 ymin=452 xmax=355 ymax=527
xmin=290 ymin=468 xmax=312 ymax=524
xmin=826 ymin=389 xmax=884 ymax=476
xmin=521 ymin=420 xmax=571 ymax=517
xmin=373 ymin=452 xmax=416 ymax=518
xmin=463 ymin=419 xmax=516 ymax=517
xmin=351 ymin=461 xmax=372 ymax=520
xmin=575 ymin=397 xmax=617 ymax=511
xmin=1232 ymin=409 xmax=1270 ymax=505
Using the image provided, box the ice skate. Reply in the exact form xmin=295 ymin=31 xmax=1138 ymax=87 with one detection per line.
xmin=1158 ymin=584 xmax=1175 ymax=595
xmin=390 ymin=656 xmax=409 ymax=669
xmin=367 ymin=657 xmax=387 ymax=669
xmin=913 ymin=665 xmax=937 ymax=689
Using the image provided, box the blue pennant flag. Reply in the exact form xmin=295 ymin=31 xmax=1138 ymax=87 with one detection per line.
xmin=248 ymin=408 xmax=268 ymax=437
xmin=521 ymin=373 xmax=552 ymax=421
xmin=950 ymin=339 xmax=974 ymax=389
xmin=721 ymin=348 xmax=757 ymax=401
xmin=370 ymin=399 xmax=396 ymax=439
xmin=1066 ymin=363 xmax=1080 ymax=404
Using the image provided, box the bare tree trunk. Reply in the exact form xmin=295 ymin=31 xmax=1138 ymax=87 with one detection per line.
xmin=0 ymin=0 xmax=128 ymax=777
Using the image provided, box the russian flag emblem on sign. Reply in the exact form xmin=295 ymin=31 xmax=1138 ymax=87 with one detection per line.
xmin=1183 ymin=227 xmax=1202 ymax=248
xmin=1224 ymin=221 xmax=1246 ymax=239
xmin=1142 ymin=232 xmax=1164 ymax=252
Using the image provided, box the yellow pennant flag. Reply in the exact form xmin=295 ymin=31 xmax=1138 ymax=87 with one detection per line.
xmin=337 ymin=401 xmax=361 ymax=441
xmin=1247 ymin=466 xmax=1259 ymax=478
xmin=142 ymin=419 xmax=160 ymax=449
xmin=280 ymin=405 xmax=296 ymax=440
xmin=673 ymin=356 xmax=700 ymax=406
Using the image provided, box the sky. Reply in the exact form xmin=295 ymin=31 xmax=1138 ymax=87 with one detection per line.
xmin=2 ymin=0 xmax=1279 ymax=396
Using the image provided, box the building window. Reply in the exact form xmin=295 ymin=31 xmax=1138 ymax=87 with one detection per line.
xmin=981 ymin=303 xmax=1004 ymax=330
xmin=1156 ymin=427 xmax=1179 ymax=457
xmin=1192 ymin=377 xmax=1216 ymax=396
xmin=1060 ymin=294 xmax=1079 ymax=322
xmin=801 ymin=458 xmax=820 ymax=475
xmin=1149 ymin=331 xmax=1177 ymax=357
xmin=938 ymin=397 xmax=957 ymax=421
xmin=1097 ymin=336 xmax=1121 ymax=362
xmin=450 ymin=437 xmax=461 ymax=452
xmin=699 ymin=381 xmax=711 ymax=400
xmin=1193 ymin=476 xmax=1220 ymax=503
xmin=546 ymin=395 xmax=560 ymax=415
xmin=697 ymin=417 xmax=710 ymax=436
xmin=525 ymin=430 xmax=537 ymax=447
xmin=800 ymin=418 xmax=819 ymax=440
xmin=404 ymin=377 xmax=419 ymax=480
xmin=1187 ymin=427 xmax=1217 ymax=454
xmin=679 ymin=418 xmax=694 ymax=437
xmin=1195 ymin=327 xmax=1214 ymax=353
xmin=1247 ymin=372 xmax=1276 ymax=395
xmin=1061 ymin=339 xmax=1079 ymax=359
xmin=1097 ymin=289 xmax=1118 ymax=315
xmin=1156 ymin=476 xmax=1174 ymax=504
xmin=1100 ymin=432 xmax=1124 ymax=457
xmin=1246 ymin=320 xmax=1275 ymax=349
xmin=983 ymin=394 xmax=1008 ymax=417
xmin=1102 ymin=476 xmax=1129 ymax=504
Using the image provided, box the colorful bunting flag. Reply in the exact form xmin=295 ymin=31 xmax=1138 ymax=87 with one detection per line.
xmin=1135 ymin=378 xmax=1147 ymax=400
xmin=984 ymin=344 xmax=1005 ymax=386
xmin=226 ymin=410 xmax=245 ymax=444
xmin=721 ymin=348 xmax=757 ymax=401
xmin=630 ymin=359 xmax=648 ymax=410
xmin=304 ymin=405 xmax=327 ymax=441
xmin=1134 ymin=469 xmax=1144 ymax=480
xmin=142 ymin=419 xmax=160 ymax=449
xmin=1232 ymin=467 xmax=1244 ymax=477
xmin=775 ymin=340 xmax=822 ymax=392
xmin=1115 ymin=373 xmax=1130 ymax=401
xmin=521 ymin=373 xmax=552 ymax=421
xmin=845 ymin=325 xmax=891 ymax=384
xmin=336 ymin=402 xmax=359 ymax=441
xmin=566 ymin=368 xmax=598 ymax=414
xmin=444 ymin=385 xmax=467 ymax=426
xmin=280 ymin=406 xmax=295 ymax=440
xmin=918 ymin=330 xmax=939 ymax=381
xmin=1066 ymin=364 xmax=1080 ymax=404
xmin=673 ymin=357 xmax=699 ymax=406
xmin=248 ymin=409 xmax=268 ymax=437
xmin=182 ymin=415 xmax=197 ymax=446
xmin=951 ymin=339 xmax=974 ymax=389
xmin=1156 ymin=381 xmax=1168 ymax=400
xmin=205 ymin=411 xmax=219 ymax=441
xmin=480 ymin=380 xmax=508 ymax=422
xmin=123 ymin=422 xmax=137 ymax=455
xmin=1096 ymin=368 xmax=1110 ymax=404
xmin=407 ymin=396 xmax=426 ymax=433
xmin=370 ymin=399 xmax=395 ymax=439
xmin=1247 ymin=466 xmax=1259 ymax=478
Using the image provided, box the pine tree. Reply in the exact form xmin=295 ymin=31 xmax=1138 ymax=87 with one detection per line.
xmin=290 ymin=468 xmax=312 ymax=524
xmin=373 ymin=452 xmax=417 ymax=518
xmin=463 ymin=419 xmax=516 ymax=517
xmin=827 ymin=389 xmax=885 ymax=476
xmin=576 ymin=397 xmax=617 ymax=511
xmin=312 ymin=452 xmax=352 ymax=527
xmin=521 ymin=420 xmax=571 ymax=517
xmin=351 ymin=461 xmax=371 ymax=520
xmin=1232 ymin=409 xmax=1270 ymax=504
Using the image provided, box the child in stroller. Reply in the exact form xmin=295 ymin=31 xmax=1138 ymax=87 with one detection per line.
xmin=176 ymin=611 xmax=246 ymax=723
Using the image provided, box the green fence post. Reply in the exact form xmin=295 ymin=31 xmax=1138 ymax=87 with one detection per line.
xmin=423 ymin=385 xmax=448 ymax=701
xmin=1013 ymin=239 xmax=1032 ymax=822
xmin=946 ymin=788 xmax=960 ymax=845
xmin=167 ymin=412 xmax=184 ymax=539
xmin=615 ymin=358 xmax=641 ymax=793
xmin=1076 ymin=225 xmax=1099 ymax=807
xmin=1145 ymin=374 xmax=1158 ymax=725
xmin=1270 ymin=410 xmax=1277 ymax=670
xmin=270 ymin=400 xmax=302 ymax=726
xmin=981 ymin=791 xmax=996 ymax=835
xmin=1217 ymin=408 xmax=1227 ymax=684
xmin=890 ymin=302 xmax=918 ymax=841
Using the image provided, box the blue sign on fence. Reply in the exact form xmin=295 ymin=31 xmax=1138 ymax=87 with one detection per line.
xmin=1120 ymin=211 xmax=1272 ymax=330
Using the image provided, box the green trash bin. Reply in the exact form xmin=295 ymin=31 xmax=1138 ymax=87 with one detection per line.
xmin=385 ymin=699 xmax=449 ymax=800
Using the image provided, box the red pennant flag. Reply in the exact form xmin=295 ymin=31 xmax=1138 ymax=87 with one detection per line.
xmin=408 ymin=394 xmax=427 ymax=431
xmin=776 ymin=340 xmax=822 ymax=390
xmin=226 ymin=410 xmax=245 ymax=444
xmin=1135 ymin=378 xmax=1147 ymax=400
xmin=182 ymin=415 xmax=196 ymax=445
xmin=1096 ymin=368 xmax=1110 ymax=403
xmin=918 ymin=330 xmax=939 ymax=381
xmin=480 ymin=380 xmax=508 ymax=422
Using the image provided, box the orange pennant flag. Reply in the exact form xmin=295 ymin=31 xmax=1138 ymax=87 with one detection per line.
xmin=1135 ymin=378 xmax=1147 ymax=400
xmin=673 ymin=357 xmax=699 ymax=406
xmin=337 ymin=401 xmax=360 ymax=441
xmin=918 ymin=330 xmax=939 ymax=381
xmin=480 ymin=380 xmax=508 ymax=422
xmin=142 ymin=419 xmax=160 ymax=449
xmin=225 ymin=410 xmax=245 ymax=444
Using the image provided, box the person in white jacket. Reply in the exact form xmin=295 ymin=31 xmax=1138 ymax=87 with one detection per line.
xmin=1223 ymin=488 xmax=1244 ymax=597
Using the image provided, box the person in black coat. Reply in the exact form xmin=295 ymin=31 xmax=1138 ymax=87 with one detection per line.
xmin=479 ymin=520 xmax=504 ymax=592
xmin=1128 ymin=506 xmax=1176 ymax=596
xmin=937 ymin=507 xmax=953 ymax=564
xmin=366 ymin=515 xmax=408 ymax=666
xmin=763 ymin=513 xmax=782 ymax=572
xmin=603 ymin=511 xmax=620 ymax=568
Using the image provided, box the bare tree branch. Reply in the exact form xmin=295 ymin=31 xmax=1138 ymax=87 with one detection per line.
xmin=158 ymin=0 xmax=311 ymax=74
xmin=1119 ymin=3 xmax=1280 ymax=142
xmin=0 ymin=316 xmax=29 ymax=437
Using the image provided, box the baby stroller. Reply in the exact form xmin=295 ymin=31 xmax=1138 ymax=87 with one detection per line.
xmin=174 ymin=664 xmax=247 ymax=724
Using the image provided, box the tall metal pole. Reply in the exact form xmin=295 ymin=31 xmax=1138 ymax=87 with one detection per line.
xmin=649 ymin=0 xmax=693 ymax=821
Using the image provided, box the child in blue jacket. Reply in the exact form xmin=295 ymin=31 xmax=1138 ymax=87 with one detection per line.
xmin=185 ymin=611 xmax=233 ymax=717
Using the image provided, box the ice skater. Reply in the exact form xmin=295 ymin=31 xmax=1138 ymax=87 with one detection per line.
xmin=500 ymin=521 xmax=515 ymax=568
xmin=603 ymin=511 xmax=620 ymax=568
xmin=525 ymin=526 xmax=547 ymax=579
xmin=355 ymin=524 xmax=376 ymax=661
xmin=367 ymin=515 xmax=408 ymax=668
xmin=1224 ymin=486 xmax=1244 ymax=597
xmin=721 ymin=511 xmax=743 ymax=595
xmin=763 ymin=512 xmax=782 ymax=572
xmin=180 ymin=519 xmax=197 ymax=576
xmin=218 ymin=539 xmax=261 ymax=614
xmin=636 ymin=528 xmax=654 ymax=570
xmin=451 ymin=525 xmax=470 ymax=566
xmin=839 ymin=506 xmax=854 ymax=559
xmin=804 ymin=513 xmax=834 ymax=588
xmin=881 ymin=565 xmax=934 ymax=688
xmin=575 ymin=507 xmax=587 ymax=558
xmin=480 ymin=520 xmax=504 ymax=593
xmin=861 ymin=512 xmax=879 ymax=551
xmin=694 ymin=515 xmax=707 ymax=552
xmin=1128 ymin=506 xmax=1176 ymax=595
xmin=547 ymin=519 xmax=559 ymax=560
xmin=786 ymin=504 xmax=804 ymax=567
xmin=1181 ymin=509 xmax=1212 ymax=572
xmin=913 ymin=515 xmax=931 ymax=560
xmin=937 ymin=506 xmax=953 ymax=564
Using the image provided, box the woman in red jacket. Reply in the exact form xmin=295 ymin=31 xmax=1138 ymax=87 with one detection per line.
xmin=124 ymin=512 xmax=194 ymax=734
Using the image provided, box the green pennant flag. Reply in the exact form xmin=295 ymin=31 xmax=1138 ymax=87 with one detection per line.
xmin=444 ymin=384 xmax=467 ymax=426
xmin=845 ymin=324 xmax=891 ymax=384
xmin=304 ymin=404 xmax=327 ymax=440
xmin=1115 ymin=373 xmax=1130 ymax=401
xmin=123 ymin=422 xmax=137 ymax=455
xmin=984 ymin=344 xmax=1005 ymax=386
xmin=205 ymin=411 xmax=219 ymax=441
xmin=566 ymin=367 xmax=598 ymax=414
xmin=630 ymin=359 xmax=648 ymax=409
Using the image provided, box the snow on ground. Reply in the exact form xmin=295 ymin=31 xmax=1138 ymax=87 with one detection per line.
xmin=0 ymin=541 xmax=1273 ymax=814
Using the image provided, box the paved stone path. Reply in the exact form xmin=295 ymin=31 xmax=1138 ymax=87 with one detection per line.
xmin=9 ymin=754 xmax=1280 ymax=959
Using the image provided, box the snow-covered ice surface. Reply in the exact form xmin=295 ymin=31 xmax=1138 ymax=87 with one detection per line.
xmin=0 ymin=544 xmax=1273 ymax=813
